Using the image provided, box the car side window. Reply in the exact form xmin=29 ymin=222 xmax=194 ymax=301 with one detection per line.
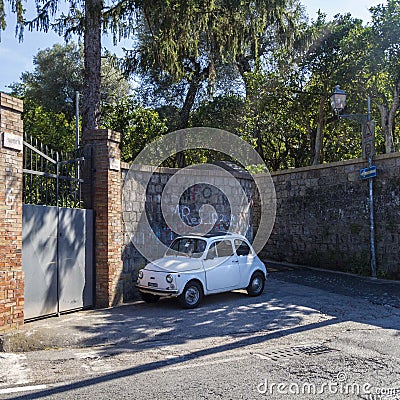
xmin=215 ymin=240 xmax=234 ymax=257
xmin=206 ymin=242 xmax=218 ymax=260
xmin=234 ymin=240 xmax=251 ymax=256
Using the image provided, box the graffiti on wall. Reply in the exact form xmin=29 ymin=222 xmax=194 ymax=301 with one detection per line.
xmin=146 ymin=182 xmax=253 ymax=245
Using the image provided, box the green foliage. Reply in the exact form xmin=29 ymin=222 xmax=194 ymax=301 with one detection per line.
xmin=191 ymin=95 xmax=245 ymax=133
xmin=11 ymin=43 xmax=83 ymax=119
xmin=126 ymin=0 xmax=299 ymax=80
xmin=245 ymin=164 xmax=269 ymax=174
xmin=10 ymin=43 xmax=131 ymax=154
xmin=102 ymin=96 xmax=168 ymax=163
xmin=22 ymin=99 xmax=76 ymax=152
xmin=3 ymin=0 xmax=400 ymax=169
xmin=237 ymin=71 xmax=311 ymax=170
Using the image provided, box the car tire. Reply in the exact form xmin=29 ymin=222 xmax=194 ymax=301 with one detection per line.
xmin=178 ymin=281 xmax=203 ymax=309
xmin=247 ymin=271 xmax=265 ymax=297
xmin=140 ymin=292 xmax=160 ymax=303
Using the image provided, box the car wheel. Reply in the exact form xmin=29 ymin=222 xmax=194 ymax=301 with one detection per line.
xmin=140 ymin=292 xmax=160 ymax=303
xmin=247 ymin=272 xmax=265 ymax=297
xmin=178 ymin=281 xmax=203 ymax=309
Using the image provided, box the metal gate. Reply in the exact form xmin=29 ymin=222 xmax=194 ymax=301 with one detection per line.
xmin=22 ymin=135 xmax=94 ymax=320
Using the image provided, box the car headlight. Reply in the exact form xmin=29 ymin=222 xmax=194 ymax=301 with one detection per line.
xmin=138 ymin=270 xmax=143 ymax=279
xmin=166 ymin=274 xmax=173 ymax=283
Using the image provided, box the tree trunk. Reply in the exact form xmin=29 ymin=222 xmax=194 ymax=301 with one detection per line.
xmin=83 ymin=0 xmax=102 ymax=132
xmin=253 ymin=121 xmax=264 ymax=159
xmin=309 ymin=127 xmax=316 ymax=163
xmin=378 ymin=104 xmax=390 ymax=153
xmin=236 ymin=55 xmax=252 ymax=98
xmin=312 ymin=95 xmax=326 ymax=165
xmin=178 ymin=75 xmax=201 ymax=130
xmin=176 ymin=61 xmax=204 ymax=168
xmin=377 ymin=83 xmax=399 ymax=154
xmin=387 ymin=83 xmax=399 ymax=153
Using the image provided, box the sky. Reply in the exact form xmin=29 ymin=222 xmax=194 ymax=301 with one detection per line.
xmin=0 ymin=0 xmax=385 ymax=93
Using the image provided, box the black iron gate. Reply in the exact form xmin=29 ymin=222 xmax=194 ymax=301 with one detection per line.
xmin=22 ymin=135 xmax=94 ymax=320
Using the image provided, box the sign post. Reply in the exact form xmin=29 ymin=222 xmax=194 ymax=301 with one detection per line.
xmin=361 ymin=117 xmax=377 ymax=278
xmin=362 ymin=121 xmax=376 ymax=159
xmin=331 ymin=89 xmax=377 ymax=278
xmin=360 ymin=166 xmax=377 ymax=180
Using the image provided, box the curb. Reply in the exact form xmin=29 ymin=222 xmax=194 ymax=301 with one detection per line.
xmin=265 ymin=259 xmax=400 ymax=285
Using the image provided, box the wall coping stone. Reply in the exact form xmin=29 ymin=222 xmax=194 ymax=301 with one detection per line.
xmin=122 ymin=152 xmax=400 ymax=181
xmin=121 ymin=163 xmax=254 ymax=180
xmin=83 ymin=129 xmax=120 ymax=143
xmin=269 ymin=152 xmax=400 ymax=178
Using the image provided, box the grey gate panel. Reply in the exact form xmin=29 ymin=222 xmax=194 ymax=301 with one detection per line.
xmin=22 ymin=205 xmax=94 ymax=319
xmin=22 ymin=204 xmax=58 ymax=320
xmin=22 ymin=136 xmax=94 ymax=320
xmin=58 ymin=208 xmax=93 ymax=312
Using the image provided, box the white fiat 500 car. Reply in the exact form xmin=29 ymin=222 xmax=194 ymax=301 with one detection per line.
xmin=136 ymin=232 xmax=267 ymax=308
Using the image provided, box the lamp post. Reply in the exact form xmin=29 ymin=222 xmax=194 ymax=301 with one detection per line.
xmin=74 ymin=91 xmax=80 ymax=151
xmin=330 ymin=85 xmax=377 ymax=278
xmin=65 ymin=90 xmax=80 ymax=151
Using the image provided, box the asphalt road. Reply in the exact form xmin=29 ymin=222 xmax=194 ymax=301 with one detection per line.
xmin=267 ymin=261 xmax=400 ymax=308
xmin=1 ymin=266 xmax=399 ymax=400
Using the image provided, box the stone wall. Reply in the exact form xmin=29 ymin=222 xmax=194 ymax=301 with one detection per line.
xmin=261 ymin=153 xmax=400 ymax=279
xmin=121 ymin=164 xmax=255 ymax=301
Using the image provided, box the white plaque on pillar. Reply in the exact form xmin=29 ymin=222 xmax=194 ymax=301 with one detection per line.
xmin=109 ymin=157 xmax=120 ymax=171
xmin=2 ymin=132 xmax=23 ymax=151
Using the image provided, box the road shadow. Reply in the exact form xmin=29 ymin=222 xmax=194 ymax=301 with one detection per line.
xmin=22 ymin=269 xmax=400 ymax=355
xmin=10 ymin=271 xmax=399 ymax=399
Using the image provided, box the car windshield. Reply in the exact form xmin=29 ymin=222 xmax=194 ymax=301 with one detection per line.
xmin=166 ymin=238 xmax=207 ymax=258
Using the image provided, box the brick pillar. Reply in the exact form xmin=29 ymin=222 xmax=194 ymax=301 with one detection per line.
xmin=82 ymin=129 xmax=123 ymax=308
xmin=0 ymin=93 xmax=24 ymax=332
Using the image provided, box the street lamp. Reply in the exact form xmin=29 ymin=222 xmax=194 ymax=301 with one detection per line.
xmin=330 ymin=85 xmax=370 ymax=123
xmin=330 ymin=85 xmax=377 ymax=279
xmin=330 ymin=85 xmax=347 ymax=114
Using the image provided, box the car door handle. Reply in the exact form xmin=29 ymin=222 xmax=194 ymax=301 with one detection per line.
xmin=232 ymin=260 xmax=239 ymax=263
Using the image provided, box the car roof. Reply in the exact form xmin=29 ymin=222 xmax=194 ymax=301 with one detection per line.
xmin=175 ymin=232 xmax=247 ymax=241
xmin=200 ymin=231 xmax=234 ymax=238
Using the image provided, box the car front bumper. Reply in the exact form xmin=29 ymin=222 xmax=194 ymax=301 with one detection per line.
xmin=136 ymin=285 xmax=179 ymax=297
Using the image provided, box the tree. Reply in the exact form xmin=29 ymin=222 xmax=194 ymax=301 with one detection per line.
xmin=10 ymin=43 xmax=83 ymax=119
xmin=83 ymin=0 xmax=102 ymax=130
xmin=191 ymin=95 xmax=245 ymax=133
xmin=0 ymin=0 xmax=133 ymax=133
xmin=231 ymin=1 xmax=308 ymax=159
xmin=236 ymin=71 xmax=311 ymax=170
xmin=125 ymin=0 xmax=305 ymax=167
xmin=9 ymin=42 xmax=131 ymax=152
xmin=22 ymin=99 xmax=76 ymax=152
xmin=367 ymin=0 xmax=400 ymax=153
xmin=10 ymin=43 xmax=130 ymax=117
xmin=299 ymin=13 xmax=366 ymax=165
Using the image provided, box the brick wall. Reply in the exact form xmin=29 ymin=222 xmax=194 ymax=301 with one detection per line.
xmin=82 ymin=129 xmax=123 ymax=308
xmin=0 ymin=93 xmax=24 ymax=331
xmin=260 ymin=153 xmax=400 ymax=279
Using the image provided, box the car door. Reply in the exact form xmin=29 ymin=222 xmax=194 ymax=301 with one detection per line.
xmin=203 ymin=239 xmax=240 ymax=291
xmin=234 ymin=239 xmax=254 ymax=287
